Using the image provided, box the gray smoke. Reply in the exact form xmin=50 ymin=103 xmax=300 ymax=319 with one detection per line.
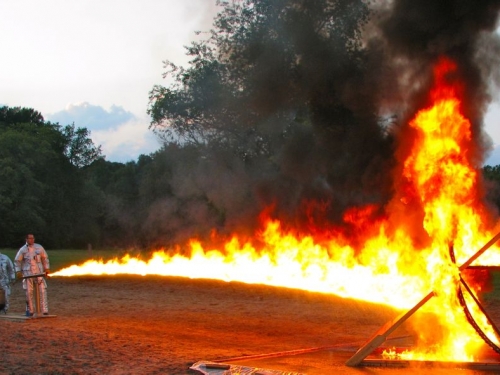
xmin=371 ymin=0 xmax=500 ymax=155
xmin=143 ymin=0 xmax=500 ymax=249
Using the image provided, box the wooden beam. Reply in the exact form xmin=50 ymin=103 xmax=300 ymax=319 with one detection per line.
xmin=345 ymin=291 xmax=434 ymax=366
xmin=459 ymin=232 xmax=500 ymax=270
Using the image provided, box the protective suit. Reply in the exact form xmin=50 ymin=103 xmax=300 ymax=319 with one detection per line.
xmin=15 ymin=241 xmax=50 ymax=315
xmin=0 ymin=252 xmax=15 ymax=313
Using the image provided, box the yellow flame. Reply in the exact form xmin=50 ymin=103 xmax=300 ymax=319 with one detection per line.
xmin=54 ymin=222 xmax=428 ymax=308
xmin=53 ymin=57 xmax=500 ymax=362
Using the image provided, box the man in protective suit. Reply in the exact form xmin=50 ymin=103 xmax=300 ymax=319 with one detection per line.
xmin=15 ymin=234 xmax=50 ymax=316
xmin=0 ymin=250 xmax=15 ymax=314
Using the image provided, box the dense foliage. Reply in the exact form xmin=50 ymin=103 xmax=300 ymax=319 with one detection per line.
xmin=0 ymin=107 xmax=102 ymax=248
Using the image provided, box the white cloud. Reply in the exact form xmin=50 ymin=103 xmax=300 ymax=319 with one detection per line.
xmin=91 ymin=117 xmax=161 ymax=163
xmin=48 ymin=102 xmax=135 ymax=131
xmin=46 ymin=102 xmax=160 ymax=163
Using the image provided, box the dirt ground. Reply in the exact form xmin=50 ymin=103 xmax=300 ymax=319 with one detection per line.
xmin=0 ymin=274 xmax=409 ymax=375
xmin=2 ymin=275 xmax=500 ymax=375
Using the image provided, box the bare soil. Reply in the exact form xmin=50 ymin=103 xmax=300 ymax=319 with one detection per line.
xmin=1 ymin=274 xmax=492 ymax=375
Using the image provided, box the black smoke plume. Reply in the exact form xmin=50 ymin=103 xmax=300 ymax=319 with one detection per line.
xmin=144 ymin=0 xmax=500 ymax=249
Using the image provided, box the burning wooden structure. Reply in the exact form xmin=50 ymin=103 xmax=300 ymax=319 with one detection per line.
xmin=347 ymin=232 xmax=500 ymax=367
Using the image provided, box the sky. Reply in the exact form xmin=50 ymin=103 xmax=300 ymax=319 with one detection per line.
xmin=0 ymin=0 xmax=219 ymax=162
xmin=1 ymin=1 xmax=500 ymax=164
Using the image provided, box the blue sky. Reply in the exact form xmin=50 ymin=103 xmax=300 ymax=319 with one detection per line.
xmin=1 ymin=1 xmax=500 ymax=165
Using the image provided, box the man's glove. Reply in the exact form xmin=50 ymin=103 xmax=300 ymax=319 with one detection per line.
xmin=16 ymin=271 xmax=23 ymax=280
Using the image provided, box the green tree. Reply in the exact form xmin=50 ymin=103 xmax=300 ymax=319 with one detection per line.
xmin=0 ymin=125 xmax=47 ymax=245
xmin=483 ymin=165 xmax=500 ymax=212
xmin=0 ymin=106 xmax=104 ymax=248
xmin=483 ymin=165 xmax=500 ymax=181
xmin=83 ymin=158 xmax=148 ymax=248
xmin=148 ymin=0 xmax=394 ymax=233
xmin=0 ymin=106 xmax=45 ymax=127
xmin=62 ymin=123 xmax=103 ymax=168
xmin=148 ymin=0 xmax=372 ymax=156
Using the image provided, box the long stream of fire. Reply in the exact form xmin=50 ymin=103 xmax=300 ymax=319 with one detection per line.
xmin=54 ymin=57 xmax=500 ymax=361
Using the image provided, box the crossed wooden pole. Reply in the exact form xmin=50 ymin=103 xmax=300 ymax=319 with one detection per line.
xmin=346 ymin=231 xmax=500 ymax=367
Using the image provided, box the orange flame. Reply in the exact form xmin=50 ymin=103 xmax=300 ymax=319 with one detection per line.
xmin=53 ymin=57 xmax=500 ymax=362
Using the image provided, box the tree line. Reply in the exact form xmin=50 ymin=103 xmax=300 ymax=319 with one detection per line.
xmin=3 ymin=104 xmax=500 ymax=251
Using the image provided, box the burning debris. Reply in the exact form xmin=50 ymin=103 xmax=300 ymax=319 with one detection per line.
xmin=54 ymin=0 xmax=500 ymax=366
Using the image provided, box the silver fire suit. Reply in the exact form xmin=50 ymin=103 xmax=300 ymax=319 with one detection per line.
xmin=0 ymin=252 xmax=15 ymax=313
xmin=14 ymin=243 xmax=50 ymax=315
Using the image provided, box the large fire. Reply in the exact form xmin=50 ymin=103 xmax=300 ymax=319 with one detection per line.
xmin=53 ymin=57 xmax=500 ymax=362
